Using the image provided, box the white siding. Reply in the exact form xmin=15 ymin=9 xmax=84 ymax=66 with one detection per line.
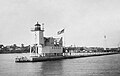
xmin=42 ymin=46 xmax=63 ymax=53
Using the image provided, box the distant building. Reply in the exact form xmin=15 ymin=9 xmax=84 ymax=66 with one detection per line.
xmin=0 ymin=45 xmax=4 ymax=50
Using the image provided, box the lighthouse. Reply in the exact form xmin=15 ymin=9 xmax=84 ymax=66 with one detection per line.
xmin=34 ymin=22 xmax=44 ymax=46
xmin=31 ymin=22 xmax=44 ymax=55
xmin=31 ymin=22 xmax=63 ymax=56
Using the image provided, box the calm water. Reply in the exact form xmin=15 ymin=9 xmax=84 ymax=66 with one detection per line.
xmin=0 ymin=53 xmax=120 ymax=76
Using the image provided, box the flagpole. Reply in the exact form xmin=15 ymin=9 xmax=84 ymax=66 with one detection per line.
xmin=104 ymin=35 xmax=107 ymax=50
xmin=63 ymin=28 xmax=65 ymax=47
xmin=57 ymin=28 xmax=65 ymax=47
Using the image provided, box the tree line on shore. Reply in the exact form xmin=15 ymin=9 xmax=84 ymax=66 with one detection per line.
xmin=0 ymin=44 xmax=120 ymax=54
xmin=0 ymin=44 xmax=30 ymax=53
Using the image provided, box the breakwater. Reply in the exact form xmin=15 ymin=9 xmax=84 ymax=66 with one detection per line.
xmin=15 ymin=52 xmax=119 ymax=62
xmin=62 ymin=52 xmax=119 ymax=59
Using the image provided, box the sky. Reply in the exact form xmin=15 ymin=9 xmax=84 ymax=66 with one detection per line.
xmin=0 ymin=0 xmax=120 ymax=48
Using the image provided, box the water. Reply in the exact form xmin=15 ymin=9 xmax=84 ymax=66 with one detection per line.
xmin=0 ymin=53 xmax=120 ymax=76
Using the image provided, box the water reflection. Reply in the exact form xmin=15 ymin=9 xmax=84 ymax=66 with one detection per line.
xmin=0 ymin=54 xmax=120 ymax=76
xmin=41 ymin=60 xmax=63 ymax=76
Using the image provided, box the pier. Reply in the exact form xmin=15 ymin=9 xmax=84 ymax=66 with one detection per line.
xmin=15 ymin=52 xmax=119 ymax=62
xmin=15 ymin=22 xmax=120 ymax=62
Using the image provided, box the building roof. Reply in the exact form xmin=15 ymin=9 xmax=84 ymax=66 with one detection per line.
xmin=35 ymin=22 xmax=41 ymax=26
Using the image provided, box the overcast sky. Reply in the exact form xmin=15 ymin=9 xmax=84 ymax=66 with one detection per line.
xmin=0 ymin=0 xmax=120 ymax=47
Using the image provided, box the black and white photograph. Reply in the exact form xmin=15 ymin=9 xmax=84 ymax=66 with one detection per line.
xmin=0 ymin=0 xmax=120 ymax=76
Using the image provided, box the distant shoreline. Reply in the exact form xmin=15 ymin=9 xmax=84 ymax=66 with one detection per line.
xmin=0 ymin=52 xmax=29 ymax=54
xmin=1 ymin=52 xmax=119 ymax=54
